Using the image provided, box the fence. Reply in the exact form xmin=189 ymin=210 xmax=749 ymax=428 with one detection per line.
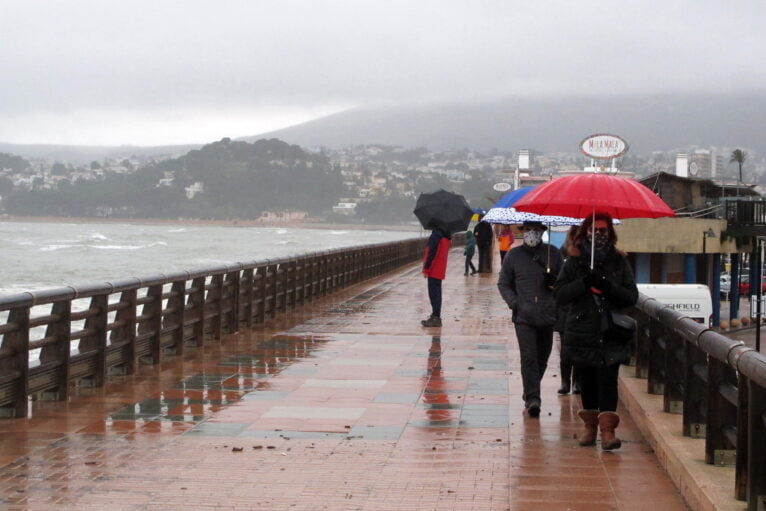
xmin=633 ymin=293 xmax=766 ymax=510
xmin=0 ymin=236 xmax=439 ymax=419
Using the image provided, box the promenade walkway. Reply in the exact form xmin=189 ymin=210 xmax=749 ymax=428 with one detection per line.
xmin=0 ymin=252 xmax=688 ymax=510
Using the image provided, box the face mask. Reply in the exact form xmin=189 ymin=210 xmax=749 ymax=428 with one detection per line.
xmin=588 ymin=232 xmax=610 ymax=249
xmin=523 ymin=230 xmax=543 ymax=247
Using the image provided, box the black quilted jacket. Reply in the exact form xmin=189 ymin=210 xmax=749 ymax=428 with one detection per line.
xmin=554 ymin=245 xmax=638 ymax=367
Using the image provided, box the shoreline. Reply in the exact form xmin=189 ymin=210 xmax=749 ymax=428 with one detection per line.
xmin=0 ymin=215 xmax=423 ymax=232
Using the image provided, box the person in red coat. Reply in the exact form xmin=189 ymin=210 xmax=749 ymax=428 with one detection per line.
xmin=422 ymin=227 xmax=452 ymax=327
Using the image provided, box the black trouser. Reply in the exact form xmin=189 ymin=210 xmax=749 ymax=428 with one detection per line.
xmin=514 ymin=323 xmax=554 ymax=404
xmin=578 ymin=363 xmax=620 ymax=412
xmin=477 ymin=244 xmax=491 ymax=272
xmin=464 ymin=255 xmax=476 ymax=274
xmin=427 ymin=277 xmax=442 ymax=318
xmin=499 ymin=250 xmax=508 ymax=263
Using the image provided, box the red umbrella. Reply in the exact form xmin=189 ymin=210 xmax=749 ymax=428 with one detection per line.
xmin=513 ymin=173 xmax=674 ymax=267
xmin=512 ymin=173 xmax=674 ymax=219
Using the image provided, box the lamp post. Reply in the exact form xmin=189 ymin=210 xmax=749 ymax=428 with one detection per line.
xmin=702 ymin=228 xmax=717 ymax=286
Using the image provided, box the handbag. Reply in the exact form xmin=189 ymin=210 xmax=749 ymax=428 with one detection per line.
xmin=594 ymin=295 xmax=636 ymax=343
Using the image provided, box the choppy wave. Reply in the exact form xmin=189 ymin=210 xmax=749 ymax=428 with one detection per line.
xmin=90 ymin=244 xmax=144 ymax=250
xmin=40 ymin=244 xmax=76 ymax=252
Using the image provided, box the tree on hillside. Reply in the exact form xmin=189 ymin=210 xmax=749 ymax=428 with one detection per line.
xmin=0 ymin=176 xmax=14 ymax=196
xmin=0 ymin=152 xmax=30 ymax=172
xmin=51 ymin=162 xmax=67 ymax=175
xmin=730 ymin=149 xmax=747 ymax=184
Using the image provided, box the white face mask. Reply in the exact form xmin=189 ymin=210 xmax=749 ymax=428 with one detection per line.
xmin=523 ymin=230 xmax=543 ymax=247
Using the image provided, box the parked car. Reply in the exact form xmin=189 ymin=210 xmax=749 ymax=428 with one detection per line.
xmin=720 ymin=273 xmax=731 ymax=298
xmin=738 ymin=275 xmax=766 ymax=295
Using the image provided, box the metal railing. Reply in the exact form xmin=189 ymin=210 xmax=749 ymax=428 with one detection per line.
xmin=724 ymin=199 xmax=766 ymax=228
xmin=0 ymin=236 xmax=438 ymax=418
xmin=633 ymin=293 xmax=766 ymax=510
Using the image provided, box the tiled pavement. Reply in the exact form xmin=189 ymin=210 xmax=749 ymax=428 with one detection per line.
xmin=0 ymin=251 xmax=688 ymax=510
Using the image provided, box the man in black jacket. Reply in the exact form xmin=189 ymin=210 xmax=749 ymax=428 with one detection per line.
xmin=497 ymin=221 xmax=562 ymax=417
xmin=473 ymin=219 xmax=494 ymax=273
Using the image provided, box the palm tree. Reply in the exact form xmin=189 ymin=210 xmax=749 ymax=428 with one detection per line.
xmin=730 ymin=149 xmax=748 ymax=185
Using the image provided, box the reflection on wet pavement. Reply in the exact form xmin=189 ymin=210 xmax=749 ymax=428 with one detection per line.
xmin=0 ymin=257 xmax=688 ymax=510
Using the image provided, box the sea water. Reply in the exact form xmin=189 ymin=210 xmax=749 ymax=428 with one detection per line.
xmin=0 ymin=221 xmax=422 ymax=296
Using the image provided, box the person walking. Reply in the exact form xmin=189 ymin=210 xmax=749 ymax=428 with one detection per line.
xmin=554 ymin=212 xmax=638 ymax=450
xmin=498 ymin=220 xmax=562 ymax=417
xmin=421 ymin=226 xmax=452 ymax=327
xmin=556 ymin=225 xmax=580 ymax=395
xmin=464 ymin=230 xmax=478 ymax=276
xmin=497 ymin=225 xmax=514 ymax=263
xmin=473 ymin=219 xmax=493 ymax=273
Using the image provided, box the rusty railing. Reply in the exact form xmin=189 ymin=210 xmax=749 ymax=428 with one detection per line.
xmin=633 ymin=294 xmax=766 ymax=510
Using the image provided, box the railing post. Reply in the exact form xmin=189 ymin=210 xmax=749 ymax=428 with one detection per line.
xmin=295 ymin=256 xmax=305 ymax=306
xmin=118 ymin=289 xmax=137 ymax=374
xmin=706 ymin=357 xmax=738 ymax=465
xmin=84 ymin=295 xmax=108 ymax=387
xmin=634 ymin=314 xmax=651 ymax=378
xmin=648 ymin=324 xmax=668 ymax=395
xmin=189 ymin=276 xmax=206 ymax=346
xmin=241 ymin=267 xmax=255 ymax=328
xmin=266 ymin=261 xmax=278 ymax=318
xmin=224 ymin=269 xmax=240 ymax=333
xmin=141 ymin=284 xmax=163 ymax=364
xmin=254 ymin=264 xmax=266 ymax=323
xmin=285 ymin=259 xmax=296 ymax=308
xmin=209 ymin=274 xmax=224 ymax=340
xmin=168 ymin=280 xmax=186 ymax=355
xmin=747 ymin=378 xmax=766 ymax=510
xmin=736 ymin=377 xmax=749 ymax=501
xmin=40 ymin=301 xmax=71 ymax=400
xmin=2 ymin=307 xmax=30 ymax=417
xmin=683 ymin=342 xmax=709 ymax=438
xmin=664 ymin=331 xmax=685 ymax=414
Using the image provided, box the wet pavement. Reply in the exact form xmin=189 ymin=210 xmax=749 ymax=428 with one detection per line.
xmin=0 ymin=252 xmax=688 ymax=510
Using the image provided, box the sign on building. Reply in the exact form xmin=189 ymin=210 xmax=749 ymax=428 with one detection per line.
xmin=579 ymin=134 xmax=629 ymax=160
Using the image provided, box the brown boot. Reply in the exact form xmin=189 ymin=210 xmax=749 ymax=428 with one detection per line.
xmin=577 ymin=410 xmax=599 ymax=446
xmin=598 ymin=412 xmax=622 ymax=450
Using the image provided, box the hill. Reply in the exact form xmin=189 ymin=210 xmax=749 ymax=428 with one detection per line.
xmin=244 ymin=93 xmax=766 ymax=155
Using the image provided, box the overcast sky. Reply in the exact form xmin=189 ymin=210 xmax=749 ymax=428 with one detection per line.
xmin=2 ymin=0 xmax=764 ymax=146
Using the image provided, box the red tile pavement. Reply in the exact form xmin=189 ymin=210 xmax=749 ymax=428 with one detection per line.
xmin=0 ymin=249 xmax=688 ymax=510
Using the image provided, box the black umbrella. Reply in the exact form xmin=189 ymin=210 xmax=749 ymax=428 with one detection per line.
xmin=413 ymin=189 xmax=473 ymax=234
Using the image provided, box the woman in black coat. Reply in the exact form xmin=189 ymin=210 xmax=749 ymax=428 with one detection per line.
xmin=554 ymin=212 xmax=638 ymax=450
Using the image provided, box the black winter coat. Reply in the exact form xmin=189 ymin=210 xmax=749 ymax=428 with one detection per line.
xmin=554 ymin=245 xmax=638 ymax=367
xmin=498 ymin=243 xmax=562 ymax=328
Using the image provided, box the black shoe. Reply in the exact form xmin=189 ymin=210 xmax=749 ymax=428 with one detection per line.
xmin=471 ymin=271 xmax=478 ymax=275
xmin=421 ymin=316 xmax=442 ymax=327
xmin=464 ymin=271 xmax=469 ymax=276
xmin=526 ymin=400 xmax=541 ymax=418
xmin=557 ymin=381 xmax=571 ymax=395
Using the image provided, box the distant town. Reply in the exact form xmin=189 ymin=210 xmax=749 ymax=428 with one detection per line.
xmin=0 ymin=139 xmax=763 ymax=224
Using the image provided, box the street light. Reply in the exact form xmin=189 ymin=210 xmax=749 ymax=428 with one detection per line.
xmin=702 ymin=228 xmax=717 ymax=285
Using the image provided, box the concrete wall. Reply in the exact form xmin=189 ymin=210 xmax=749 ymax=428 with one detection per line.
xmin=615 ymin=217 xmax=740 ymax=254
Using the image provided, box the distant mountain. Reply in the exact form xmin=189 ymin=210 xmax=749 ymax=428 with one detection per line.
xmin=0 ymin=142 xmax=202 ymax=163
xmin=4 ymin=93 xmax=764 ymax=163
xmin=244 ymin=93 xmax=766 ymax=155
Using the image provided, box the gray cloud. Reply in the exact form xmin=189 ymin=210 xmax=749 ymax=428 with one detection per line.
xmin=1 ymin=0 xmax=764 ymax=144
